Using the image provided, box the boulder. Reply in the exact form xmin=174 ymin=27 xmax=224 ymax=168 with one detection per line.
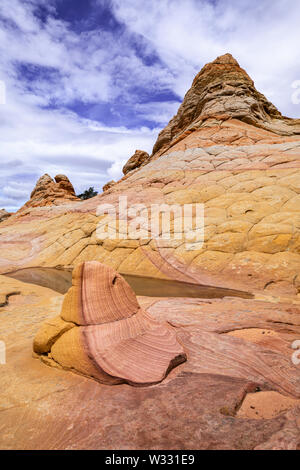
xmin=123 ymin=150 xmax=150 ymax=174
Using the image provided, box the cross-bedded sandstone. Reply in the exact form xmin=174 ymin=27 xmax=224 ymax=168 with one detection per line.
xmin=33 ymin=261 xmax=186 ymax=385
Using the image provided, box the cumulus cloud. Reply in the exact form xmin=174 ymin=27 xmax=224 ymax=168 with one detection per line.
xmin=0 ymin=0 xmax=299 ymax=211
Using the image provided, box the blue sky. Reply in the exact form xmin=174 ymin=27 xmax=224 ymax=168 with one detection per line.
xmin=0 ymin=0 xmax=299 ymax=211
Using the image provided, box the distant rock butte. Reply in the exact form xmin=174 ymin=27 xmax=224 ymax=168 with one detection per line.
xmin=33 ymin=261 xmax=186 ymax=385
xmin=0 ymin=54 xmax=300 ymax=298
xmin=19 ymin=173 xmax=78 ymax=211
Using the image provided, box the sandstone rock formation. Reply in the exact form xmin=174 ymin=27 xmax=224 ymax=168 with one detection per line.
xmin=0 ymin=54 xmax=300 ymax=299
xmin=123 ymin=149 xmax=150 ymax=174
xmin=19 ymin=173 xmax=78 ymax=211
xmin=152 ymin=53 xmax=300 ymax=158
xmin=33 ymin=261 xmax=186 ymax=385
xmin=0 ymin=208 xmax=11 ymax=223
xmin=102 ymin=180 xmax=115 ymax=191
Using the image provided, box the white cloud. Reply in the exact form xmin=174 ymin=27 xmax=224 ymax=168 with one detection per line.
xmin=107 ymin=159 xmax=127 ymax=180
xmin=0 ymin=0 xmax=170 ymax=211
xmin=2 ymin=182 xmax=30 ymax=200
xmin=134 ymin=101 xmax=180 ymax=124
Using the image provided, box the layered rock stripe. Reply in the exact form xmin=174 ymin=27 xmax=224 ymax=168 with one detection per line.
xmin=1 ymin=54 xmax=300 ymax=299
xmin=34 ymin=261 xmax=186 ymax=385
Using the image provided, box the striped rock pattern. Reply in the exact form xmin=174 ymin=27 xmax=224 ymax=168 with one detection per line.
xmin=34 ymin=261 xmax=186 ymax=385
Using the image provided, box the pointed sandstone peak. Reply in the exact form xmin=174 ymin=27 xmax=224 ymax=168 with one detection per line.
xmin=152 ymin=53 xmax=299 ymax=157
xmin=34 ymin=261 xmax=186 ymax=385
xmin=30 ymin=173 xmax=53 ymax=198
xmin=20 ymin=173 xmax=78 ymax=211
xmin=212 ymin=53 xmax=240 ymax=65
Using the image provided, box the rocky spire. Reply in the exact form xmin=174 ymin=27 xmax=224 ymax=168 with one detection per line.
xmin=20 ymin=173 xmax=78 ymax=211
xmin=152 ymin=53 xmax=300 ymax=157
